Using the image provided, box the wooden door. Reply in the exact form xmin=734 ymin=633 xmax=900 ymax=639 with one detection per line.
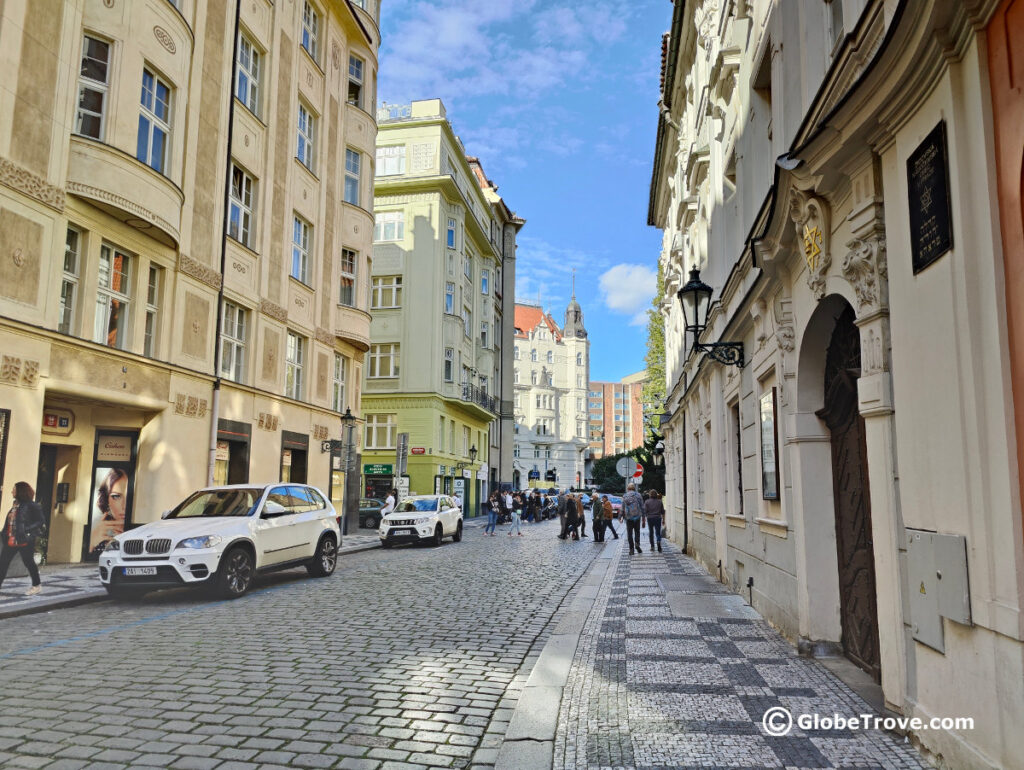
xmin=816 ymin=307 xmax=881 ymax=681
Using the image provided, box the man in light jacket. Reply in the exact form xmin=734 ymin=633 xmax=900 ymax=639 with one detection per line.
xmin=621 ymin=483 xmax=645 ymax=555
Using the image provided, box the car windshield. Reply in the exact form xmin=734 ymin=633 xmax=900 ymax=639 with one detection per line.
xmin=167 ymin=488 xmax=261 ymax=518
xmin=394 ymin=498 xmax=439 ymax=513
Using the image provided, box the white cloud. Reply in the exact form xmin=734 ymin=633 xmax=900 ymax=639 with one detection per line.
xmin=598 ymin=264 xmax=656 ymax=325
xmin=514 ymin=236 xmax=609 ymax=311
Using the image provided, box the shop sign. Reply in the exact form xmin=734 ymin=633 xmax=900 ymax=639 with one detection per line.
xmin=364 ymin=463 xmax=393 ymax=475
xmin=216 ymin=441 xmax=230 ymax=461
xmin=907 ymin=121 xmax=953 ymax=273
xmin=42 ymin=408 xmax=75 ymax=436
xmin=281 ymin=449 xmax=292 ymax=467
xmin=96 ymin=434 xmax=132 ymax=462
xmin=411 ymin=447 xmax=426 ymax=455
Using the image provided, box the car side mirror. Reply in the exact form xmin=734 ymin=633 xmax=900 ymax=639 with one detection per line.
xmin=262 ymin=501 xmax=287 ymax=517
xmin=160 ymin=510 xmax=172 ymax=519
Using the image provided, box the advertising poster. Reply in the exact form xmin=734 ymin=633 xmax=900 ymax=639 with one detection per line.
xmin=86 ymin=433 xmax=134 ymax=560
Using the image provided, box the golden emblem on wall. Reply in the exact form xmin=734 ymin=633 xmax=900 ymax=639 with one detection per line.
xmin=803 ymin=224 xmax=823 ymax=272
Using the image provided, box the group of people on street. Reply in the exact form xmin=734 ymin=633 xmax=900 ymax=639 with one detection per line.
xmin=478 ymin=484 xmax=666 ymax=554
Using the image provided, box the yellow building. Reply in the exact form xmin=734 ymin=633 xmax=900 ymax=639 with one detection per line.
xmin=0 ymin=0 xmax=380 ymax=563
xmin=364 ymin=99 xmax=523 ymax=514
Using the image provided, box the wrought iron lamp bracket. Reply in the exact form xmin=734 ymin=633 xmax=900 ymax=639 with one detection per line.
xmin=695 ymin=341 xmax=745 ymax=368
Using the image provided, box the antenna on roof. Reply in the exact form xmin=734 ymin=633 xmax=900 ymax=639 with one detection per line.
xmin=571 ymin=268 xmax=576 ymax=299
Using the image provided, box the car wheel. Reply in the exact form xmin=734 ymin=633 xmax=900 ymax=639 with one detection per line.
xmin=216 ymin=546 xmax=254 ymax=599
xmin=432 ymin=524 xmax=444 ymax=547
xmin=452 ymin=520 xmax=463 ymax=542
xmin=306 ymin=535 xmax=338 ymax=577
xmin=104 ymin=584 xmax=145 ymax=601
xmin=365 ymin=515 xmax=378 ymax=530
xmin=380 ymin=540 xmax=392 ymax=548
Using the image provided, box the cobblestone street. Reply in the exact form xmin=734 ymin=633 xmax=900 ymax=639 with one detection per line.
xmin=0 ymin=519 xmax=930 ymax=769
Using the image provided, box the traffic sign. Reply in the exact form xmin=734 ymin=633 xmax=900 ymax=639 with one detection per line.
xmin=615 ymin=457 xmax=634 ymax=478
xmin=633 ymin=462 xmax=643 ymax=478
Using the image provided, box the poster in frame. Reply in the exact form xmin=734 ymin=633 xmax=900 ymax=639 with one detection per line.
xmin=760 ymin=388 xmax=780 ymax=500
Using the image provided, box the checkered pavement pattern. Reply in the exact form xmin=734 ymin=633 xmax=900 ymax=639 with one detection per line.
xmin=554 ymin=543 xmax=929 ymax=769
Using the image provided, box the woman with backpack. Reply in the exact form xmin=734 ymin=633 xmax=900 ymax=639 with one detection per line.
xmin=0 ymin=481 xmax=45 ymax=595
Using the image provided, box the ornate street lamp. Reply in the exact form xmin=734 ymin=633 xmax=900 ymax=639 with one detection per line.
xmin=455 ymin=444 xmax=478 ymax=472
xmin=652 ymin=440 xmax=665 ymax=467
xmin=677 ymin=267 xmax=745 ymax=368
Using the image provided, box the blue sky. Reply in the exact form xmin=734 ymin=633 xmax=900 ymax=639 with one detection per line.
xmin=377 ymin=0 xmax=671 ymax=382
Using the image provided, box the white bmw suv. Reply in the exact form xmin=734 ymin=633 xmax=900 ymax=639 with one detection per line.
xmin=98 ymin=484 xmax=341 ymax=599
xmin=379 ymin=494 xmax=463 ymax=547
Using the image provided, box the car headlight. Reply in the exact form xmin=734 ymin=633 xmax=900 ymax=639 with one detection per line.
xmin=176 ymin=535 xmax=223 ymax=550
xmin=414 ymin=516 xmax=433 ymax=525
xmin=104 ymin=540 xmax=120 ymax=551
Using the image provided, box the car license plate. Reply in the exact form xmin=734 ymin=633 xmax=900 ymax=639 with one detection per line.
xmin=124 ymin=567 xmax=157 ymax=576
xmin=397 ymin=528 xmax=415 ymax=535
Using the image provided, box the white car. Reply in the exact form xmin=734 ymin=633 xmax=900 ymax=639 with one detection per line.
xmin=379 ymin=494 xmax=463 ymax=547
xmin=98 ymin=484 xmax=341 ymax=600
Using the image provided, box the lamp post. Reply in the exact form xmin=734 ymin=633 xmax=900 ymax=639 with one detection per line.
xmin=321 ymin=408 xmax=358 ymax=535
xmin=677 ymin=267 xmax=745 ymax=368
xmin=652 ymin=440 xmax=665 ymax=467
xmin=455 ymin=445 xmax=478 ymax=517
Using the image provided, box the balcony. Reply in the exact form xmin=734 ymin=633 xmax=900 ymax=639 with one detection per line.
xmin=461 ymin=383 xmax=498 ymax=415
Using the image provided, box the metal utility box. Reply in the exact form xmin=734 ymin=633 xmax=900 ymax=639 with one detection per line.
xmin=905 ymin=529 xmax=971 ymax=653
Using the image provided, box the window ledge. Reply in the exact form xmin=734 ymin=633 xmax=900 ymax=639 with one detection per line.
xmin=725 ymin=513 xmax=747 ymax=528
xmin=755 ymin=516 xmax=789 ymax=537
xmin=294 ymin=158 xmax=321 ymax=182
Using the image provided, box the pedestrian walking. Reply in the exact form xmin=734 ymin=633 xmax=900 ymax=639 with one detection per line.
xmin=602 ymin=495 xmax=619 ymax=539
xmin=644 ymin=490 xmax=666 ymax=552
xmin=576 ymin=494 xmax=588 ymax=538
xmin=622 ymin=483 xmax=645 ymax=555
xmin=0 ymin=481 xmax=45 ymax=595
xmin=509 ymin=493 xmax=523 ymax=536
xmin=592 ymin=494 xmax=605 ymax=542
xmin=557 ymin=490 xmax=569 ymax=539
xmin=565 ymin=494 xmax=580 ymax=540
xmin=484 ymin=493 xmax=498 ymax=536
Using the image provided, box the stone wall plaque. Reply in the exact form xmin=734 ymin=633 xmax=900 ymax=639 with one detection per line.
xmin=907 ymin=121 xmax=953 ymax=274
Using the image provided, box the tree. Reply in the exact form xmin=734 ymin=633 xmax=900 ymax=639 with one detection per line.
xmin=642 ymin=262 xmax=667 ymax=439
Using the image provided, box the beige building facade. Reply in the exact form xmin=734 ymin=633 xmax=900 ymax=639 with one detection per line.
xmin=0 ymin=0 xmax=379 ymax=563
xmin=649 ymin=0 xmax=1024 ymax=766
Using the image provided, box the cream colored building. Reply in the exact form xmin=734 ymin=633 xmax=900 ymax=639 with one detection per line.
xmin=364 ymin=99 xmax=522 ymax=514
xmin=649 ymin=0 xmax=1024 ymax=766
xmin=0 ymin=0 xmax=380 ymax=563
xmin=512 ymin=300 xmax=590 ymax=490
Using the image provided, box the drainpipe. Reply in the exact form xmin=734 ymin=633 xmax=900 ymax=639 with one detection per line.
xmin=682 ymin=408 xmax=688 ymax=553
xmin=207 ymin=0 xmax=243 ymax=485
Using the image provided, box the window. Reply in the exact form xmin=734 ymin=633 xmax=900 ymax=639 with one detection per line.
xmin=376 ymin=145 xmax=405 ymax=176
xmin=576 ymin=352 xmax=583 ymax=366
xmin=365 ymin=413 xmax=396 ymax=448
xmin=447 ymin=218 xmax=456 ymax=249
xmin=464 ymin=255 xmax=472 ymax=280
xmin=228 ymin=164 xmax=255 ymax=247
xmin=94 ymin=244 xmax=131 ymax=349
xmin=577 ymin=397 xmax=583 ymax=411
xmin=301 ymin=1 xmax=319 ymax=60
xmin=731 ymin=402 xmax=744 ymax=516
xmin=513 ymin=346 xmax=520 ymax=360
xmin=220 ymin=301 xmax=247 ymax=382
xmin=371 ymin=276 xmax=402 ymax=309
xmin=462 ymin=426 xmax=470 ymax=455
xmin=76 ymin=35 xmax=110 ymax=139
xmin=513 ymin=368 xmax=520 ymax=384
xmin=285 ymin=332 xmax=305 ymax=399
xmin=59 ymin=227 xmax=81 ymax=335
xmin=479 ymin=375 xmax=487 ymax=394
xmin=462 ymin=306 xmax=471 ymax=338
xmin=535 ymin=395 xmax=542 ymax=408
xmin=339 ymin=248 xmax=357 ymax=306
xmin=143 ymin=265 xmax=162 ymax=357
xmin=530 ymin=348 xmax=537 ymax=362
xmin=531 ymin=370 xmax=538 ymax=385
xmin=332 ymin=353 xmax=347 ymax=412
xmin=547 ymin=350 xmax=553 ymax=364
xmin=439 ymin=416 xmax=445 ymax=452
xmin=577 ymin=374 xmax=583 ymax=387
xmin=236 ymin=32 xmax=261 ymax=115
xmin=368 ymin=343 xmax=399 ymax=378
xmin=444 ymin=348 xmax=454 ymax=382
xmin=137 ymin=68 xmax=172 ymax=174
xmin=481 ymin=269 xmax=489 ymax=295
xmin=297 ymin=104 xmax=316 ymax=170
xmin=291 ymin=216 xmax=311 ymax=284
xmin=374 ymin=211 xmax=404 ymax=241
xmin=344 ymin=149 xmax=360 ymax=205
xmin=347 ymin=55 xmax=364 ymax=107
xmin=480 ymin=321 xmax=489 ymax=348
xmin=444 ymin=282 xmax=455 ymax=314
xmin=514 ymin=394 xmax=521 ymax=409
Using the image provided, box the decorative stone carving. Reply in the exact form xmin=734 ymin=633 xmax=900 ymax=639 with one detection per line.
xmin=332 ymin=42 xmax=341 ymax=70
xmin=789 ymin=188 xmax=831 ymax=300
xmin=411 ymin=143 xmax=435 ymax=173
xmin=153 ymin=26 xmax=176 ymax=54
xmin=0 ymin=158 xmax=65 ymax=211
xmin=260 ymin=299 xmax=288 ymax=323
xmin=68 ymin=182 xmax=175 ymax=237
xmin=313 ymin=424 xmax=329 ymax=441
xmin=173 ymin=393 xmax=208 ymax=418
xmin=1 ymin=356 xmax=22 ymax=384
xmin=694 ymin=0 xmax=720 ymax=48
xmin=842 ymin=236 xmax=887 ymax=309
xmin=776 ymin=325 xmax=795 ymax=352
xmin=862 ymin=327 xmax=886 ymax=375
xmin=21 ymin=359 xmax=39 ymax=387
xmin=315 ymin=327 xmax=333 ymax=346
xmin=177 ymin=254 xmax=221 ymax=289
xmin=257 ymin=412 xmax=280 ymax=431
xmin=11 ymin=248 xmax=24 ymax=268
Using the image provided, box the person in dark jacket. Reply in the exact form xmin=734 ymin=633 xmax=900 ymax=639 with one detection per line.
xmin=644 ymin=490 xmax=666 ymax=552
xmin=0 ymin=481 xmax=44 ymax=595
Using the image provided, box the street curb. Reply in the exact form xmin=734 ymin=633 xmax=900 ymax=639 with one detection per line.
xmin=495 ymin=544 xmax=617 ymax=769
xmin=0 ymin=539 xmax=386 ymax=621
